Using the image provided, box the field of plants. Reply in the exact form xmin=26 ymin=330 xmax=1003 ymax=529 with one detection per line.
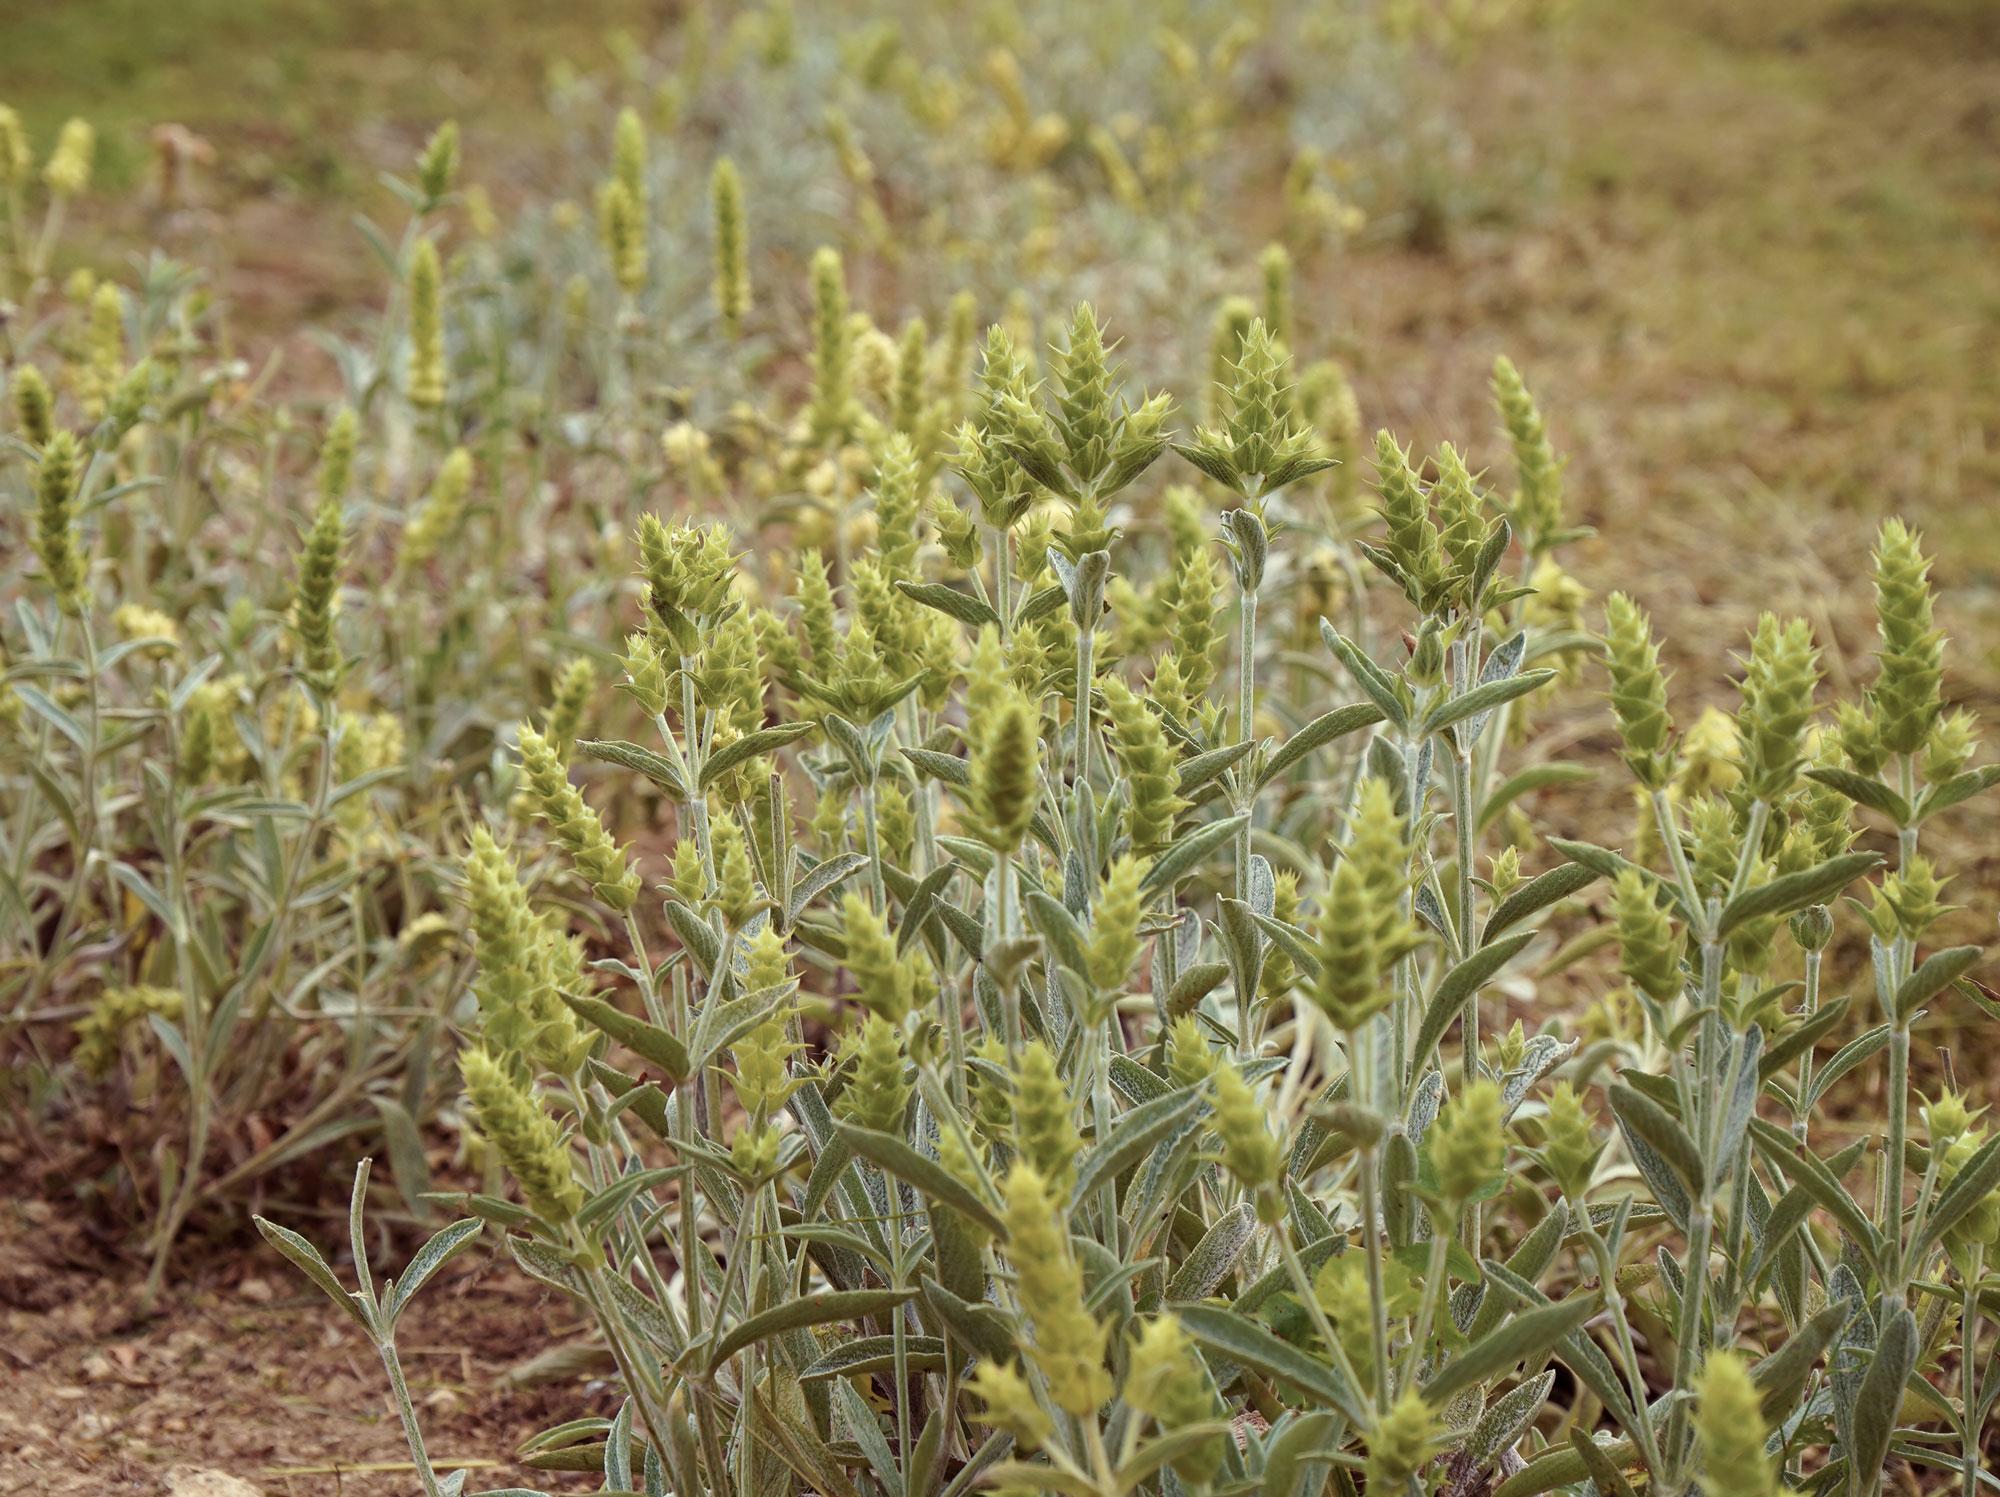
xmin=3 ymin=1 xmax=1999 ymax=1494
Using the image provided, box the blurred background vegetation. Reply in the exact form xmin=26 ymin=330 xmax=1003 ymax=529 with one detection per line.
xmin=7 ymin=0 xmax=1995 ymax=659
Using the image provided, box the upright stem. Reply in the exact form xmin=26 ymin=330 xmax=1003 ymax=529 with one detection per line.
xmin=1794 ymin=947 xmax=1821 ymax=1144
xmin=1962 ymin=1246 xmax=1985 ymax=1497
xmin=378 ymin=1338 xmax=448 ymax=1497
xmin=1235 ymin=580 xmax=1259 ymax=903
xmin=1885 ymin=1021 xmax=1911 ymax=1297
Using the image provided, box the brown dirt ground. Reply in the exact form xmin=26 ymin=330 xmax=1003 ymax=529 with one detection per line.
xmin=0 ymin=1192 xmax=607 ymax=1496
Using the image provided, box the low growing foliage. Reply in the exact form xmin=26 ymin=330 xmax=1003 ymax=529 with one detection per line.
xmin=1 ymin=5 xmax=1995 ymax=1496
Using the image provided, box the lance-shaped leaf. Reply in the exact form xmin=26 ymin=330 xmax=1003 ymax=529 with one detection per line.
xmin=799 ymin=1335 xmax=948 ymax=1382
xmin=894 ymin=579 xmax=1000 ymax=628
xmin=1167 ymin=1202 xmax=1259 ymax=1302
xmin=1893 ymin=945 xmax=1981 ymax=1024
xmin=1913 ymin=1129 xmax=2000 ymax=1260
xmin=1752 ymin=1120 xmax=1881 ymax=1266
xmin=384 ymin=1217 xmax=484 ymax=1326
xmin=833 ymin=1121 xmax=1006 ymax=1238
xmin=1803 ymin=766 xmax=1911 ymax=824
xmin=1319 ymin=620 xmax=1410 ymax=732
xmin=1070 ymin=1085 xmax=1207 ymax=1213
xmin=1421 ymin=1293 xmax=1600 ymax=1405
xmin=698 ymin=722 xmax=815 ymax=789
xmin=577 ymin=738 xmax=686 ymax=799
xmin=1717 ymin=851 xmax=1883 ymax=937
xmin=1848 ymin=1304 xmax=1917 ymax=1497
xmin=253 ymin=1216 xmax=375 ymax=1333
xmin=706 ymin=1287 xmax=916 ymax=1371
xmin=560 ymin=992 xmax=690 ymax=1080
xmin=1258 ymin=702 xmax=1385 ymax=789
xmin=1172 ymin=1303 xmax=1370 ymax=1425
xmin=1609 ymin=1083 xmax=1704 ymax=1198
xmin=1481 ymin=860 xmax=1601 ymax=944
xmin=1423 ymin=669 xmax=1556 ymax=739
xmin=1415 ymin=929 xmax=1537 ymax=1066
xmin=1141 ymin=814 xmax=1248 ymax=895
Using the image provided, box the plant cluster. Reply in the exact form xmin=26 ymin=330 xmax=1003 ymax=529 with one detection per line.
xmin=0 ymin=5 xmax=1994 ymax=1497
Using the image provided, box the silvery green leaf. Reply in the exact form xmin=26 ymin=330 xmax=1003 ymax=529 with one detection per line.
xmin=1468 ymin=1370 xmax=1558 ymax=1468
xmin=833 ymin=1122 xmax=1005 ymax=1237
xmin=253 ymin=1216 xmax=375 ymax=1333
xmin=1893 ymin=944 xmax=1982 ymax=1023
xmin=698 ymin=722 xmax=814 ymax=788
xmin=893 ymin=578 xmax=1000 ymax=628
xmin=1218 ymin=897 xmax=1266 ymax=1009
xmin=1463 ymin=629 xmax=1527 ymax=740
xmin=1416 ymin=1288 xmax=1600 ymax=1408
xmin=1013 ymin=582 xmax=1067 ymax=627
xmin=1755 ymin=1121 xmax=1881 ymax=1264
xmin=1172 ymin=438 xmax=1241 ymax=490
xmin=707 ymin=1288 xmax=915 ymax=1372
xmin=1258 ymin=702 xmax=1384 ymax=789
xmin=1848 ymin=1303 xmax=1917 ymax=1495
xmin=799 ymin=1334 xmax=948 ymax=1383
xmin=1263 ymin=451 xmax=1340 ymax=492
xmin=561 ymin=992 xmax=690 ymax=1079
xmin=1168 ymin=1202 xmax=1259 ymax=1301
xmin=1071 ymin=1086 xmax=1207 ymax=1214
xmin=1913 ymin=762 xmax=2000 ymax=822
xmin=1176 ymin=738 xmax=1255 ymax=794
xmin=819 ymin=712 xmax=876 ymax=781
xmin=1465 ymin=1202 xmax=1567 ymax=1343
xmin=577 ymin=738 xmax=686 ymax=799
xmin=1498 ymin=1036 xmax=1575 ymax=1119
xmin=1416 ymin=930 xmax=1537 ymax=1065
xmin=1488 ymin=860 xmax=1608 ymax=940
xmin=1718 ymin=850 xmax=1883 ymax=937
xmin=1752 ymin=1297 xmax=1852 ymax=1425
xmin=1225 ymin=507 xmax=1268 ymax=590
xmin=1026 ymin=890 xmax=1090 ymax=975
xmin=1564 ymin=1428 xmax=1640 ymax=1497
xmin=1609 ymin=1084 xmax=1700 ymax=1225
xmin=1258 ymin=1411 xmax=1349 ymax=1497
xmin=1804 ymin=765 xmax=1912 ymax=823
xmin=1423 ymin=668 xmax=1556 ymax=740
xmin=1913 ymin=1128 xmax=2000 ymax=1259
xmin=1068 ymin=549 xmax=1110 ymax=627
xmin=1714 ymin=1025 xmax=1765 ymax=1180
xmin=1141 ymin=814 xmax=1248 ymax=894
xmin=1406 ymin=1070 xmax=1445 ymax=1145
xmin=1172 ymin=1304 xmax=1371 ymax=1426
xmin=1476 ymin=1259 xmax=1639 ymax=1438
xmin=384 ymin=1218 xmax=484 ymax=1325
xmin=1381 ymin=1132 xmax=1418 ymax=1248
xmin=1319 ymin=620 xmax=1409 ymax=732
xmin=1165 ymin=960 xmax=1230 ymax=1014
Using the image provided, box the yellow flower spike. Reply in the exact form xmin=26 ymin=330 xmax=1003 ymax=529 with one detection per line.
xmin=43 ymin=117 xmax=95 ymax=197
xmin=459 ymin=1046 xmax=582 ymax=1225
xmin=710 ymin=156 xmax=750 ymax=337
xmin=406 ymin=238 xmax=447 ymax=410
xmin=1000 ymin=1163 xmax=1110 ymax=1417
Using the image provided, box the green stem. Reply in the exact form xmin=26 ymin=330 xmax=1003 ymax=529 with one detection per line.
xmin=378 ymin=1338 xmax=447 ymax=1497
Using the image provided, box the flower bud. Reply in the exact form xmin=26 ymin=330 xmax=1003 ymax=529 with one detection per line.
xmin=1612 ymin=868 xmax=1684 ymax=1002
xmin=1365 ymin=1387 xmax=1442 ymax=1492
xmin=1869 ymin=519 xmax=1943 ymax=756
xmin=1693 ymin=1351 xmax=1778 ymax=1497
xmin=1432 ymin=1079 xmax=1505 ymax=1204
xmin=459 ymin=1046 xmax=581 ymax=1224
xmin=1001 ymin=1163 xmax=1110 ymax=1416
